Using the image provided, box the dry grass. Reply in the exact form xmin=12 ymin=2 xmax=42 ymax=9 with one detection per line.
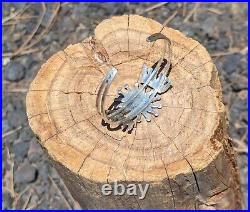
xmin=3 ymin=3 xmax=60 ymax=58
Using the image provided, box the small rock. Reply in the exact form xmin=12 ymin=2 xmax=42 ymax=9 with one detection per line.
xmin=15 ymin=161 xmax=37 ymax=184
xmin=19 ymin=128 xmax=34 ymax=143
xmin=240 ymin=60 xmax=248 ymax=77
xmin=206 ymin=39 xmax=217 ymax=51
xmin=238 ymin=89 xmax=248 ymax=100
xmin=3 ymin=57 xmax=10 ymax=66
xmin=8 ymin=109 xmax=27 ymax=129
xmin=242 ymin=111 xmax=248 ymax=123
xmin=2 ymin=119 xmax=11 ymax=134
xmin=178 ymin=24 xmax=195 ymax=37
xmin=72 ymin=8 xmax=86 ymax=22
xmin=223 ymin=54 xmax=242 ymax=75
xmin=229 ymin=94 xmax=247 ymax=125
xmin=28 ymin=139 xmax=43 ymax=163
xmin=13 ymin=140 xmax=29 ymax=159
xmin=50 ymin=166 xmax=59 ymax=179
xmin=201 ymin=16 xmax=217 ymax=36
xmin=4 ymin=41 xmax=18 ymax=52
xmin=26 ymin=21 xmax=35 ymax=33
xmin=41 ymin=7 xmax=55 ymax=27
xmin=76 ymin=24 xmax=89 ymax=41
xmin=4 ymin=61 xmax=25 ymax=82
xmin=6 ymin=103 xmax=14 ymax=113
xmin=44 ymin=32 xmax=59 ymax=44
xmin=61 ymin=16 xmax=75 ymax=33
xmin=231 ymin=73 xmax=248 ymax=92
xmin=216 ymin=37 xmax=230 ymax=51
xmin=218 ymin=19 xmax=231 ymax=33
xmin=21 ymin=55 xmax=37 ymax=70
xmin=110 ymin=3 xmax=129 ymax=15
xmin=168 ymin=3 xmax=178 ymax=11
xmin=38 ymin=163 xmax=49 ymax=181
xmin=35 ymin=184 xmax=47 ymax=195
xmin=2 ymin=192 xmax=13 ymax=209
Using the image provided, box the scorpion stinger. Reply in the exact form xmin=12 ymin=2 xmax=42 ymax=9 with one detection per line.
xmin=96 ymin=33 xmax=172 ymax=132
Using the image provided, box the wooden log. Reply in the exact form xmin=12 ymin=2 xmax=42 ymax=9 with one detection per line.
xmin=26 ymin=15 xmax=242 ymax=209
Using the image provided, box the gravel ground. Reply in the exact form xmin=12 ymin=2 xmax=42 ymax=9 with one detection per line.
xmin=2 ymin=2 xmax=248 ymax=209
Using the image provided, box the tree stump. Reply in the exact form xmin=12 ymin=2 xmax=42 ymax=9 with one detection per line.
xmin=26 ymin=15 xmax=242 ymax=209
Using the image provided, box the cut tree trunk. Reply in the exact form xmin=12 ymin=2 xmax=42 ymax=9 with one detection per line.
xmin=26 ymin=15 xmax=242 ymax=209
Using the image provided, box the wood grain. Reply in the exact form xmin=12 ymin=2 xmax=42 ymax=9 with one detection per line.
xmin=26 ymin=15 xmax=242 ymax=209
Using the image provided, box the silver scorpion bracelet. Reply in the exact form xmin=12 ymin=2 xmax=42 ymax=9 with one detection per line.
xmin=96 ymin=33 xmax=172 ymax=132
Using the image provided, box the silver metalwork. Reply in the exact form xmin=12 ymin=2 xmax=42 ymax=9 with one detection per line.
xmin=96 ymin=33 xmax=172 ymax=131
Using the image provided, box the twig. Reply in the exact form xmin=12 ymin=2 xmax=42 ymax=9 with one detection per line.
xmin=13 ymin=3 xmax=46 ymax=56
xmin=5 ymin=88 xmax=28 ymax=93
xmin=240 ymin=46 xmax=248 ymax=55
xmin=182 ymin=2 xmax=187 ymax=17
xmin=141 ymin=2 xmax=167 ymax=14
xmin=207 ymin=8 xmax=223 ymax=15
xmin=162 ymin=11 xmax=178 ymax=27
xmin=2 ymin=187 xmax=14 ymax=196
xmin=233 ymin=131 xmax=248 ymax=154
xmin=5 ymin=147 xmax=15 ymax=198
xmin=26 ymin=197 xmax=44 ymax=210
xmin=3 ymin=47 xmax=46 ymax=57
xmin=23 ymin=3 xmax=60 ymax=51
xmin=21 ymin=190 xmax=32 ymax=209
xmin=3 ymin=3 xmax=58 ymax=57
xmin=234 ymin=147 xmax=248 ymax=154
xmin=49 ymin=176 xmax=73 ymax=209
xmin=183 ymin=3 xmax=201 ymax=23
xmin=2 ymin=126 xmax=22 ymax=139
xmin=234 ymin=142 xmax=248 ymax=153
xmin=61 ymin=2 xmax=71 ymax=7
xmin=54 ymin=174 xmax=81 ymax=209
xmin=211 ymin=47 xmax=248 ymax=57
xmin=13 ymin=186 xmax=30 ymax=209
xmin=3 ymin=80 xmax=11 ymax=85
xmin=2 ymin=4 xmax=30 ymax=24
xmin=3 ymin=15 xmax=38 ymax=26
xmin=193 ymin=4 xmax=200 ymax=22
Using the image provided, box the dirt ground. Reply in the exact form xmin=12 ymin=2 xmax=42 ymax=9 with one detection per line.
xmin=2 ymin=2 xmax=248 ymax=209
